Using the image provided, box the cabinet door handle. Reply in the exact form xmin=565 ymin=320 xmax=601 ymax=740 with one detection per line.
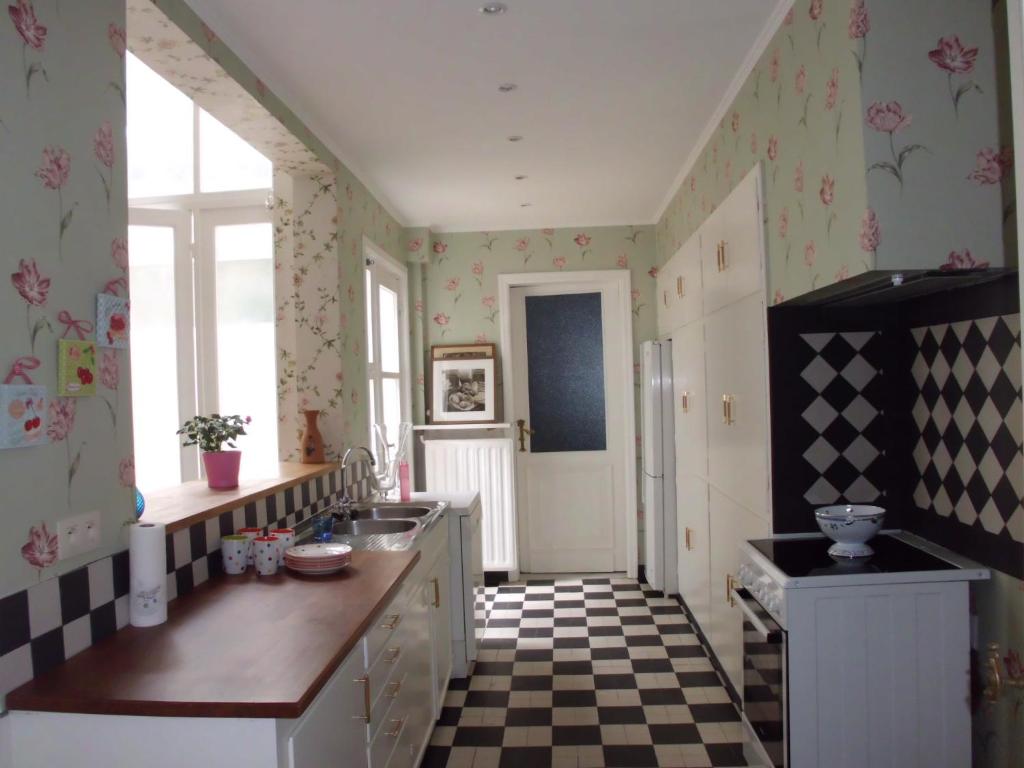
xmin=385 ymin=646 xmax=401 ymax=663
xmin=726 ymin=574 xmax=736 ymax=607
xmin=353 ymin=676 xmax=371 ymax=723
xmin=381 ymin=613 xmax=402 ymax=631
xmin=722 ymin=395 xmax=734 ymax=425
xmin=685 ymin=527 xmax=693 ymax=551
xmin=680 ymin=391 xmax=690 ymax=413
xmin=717 ymin=241 xmax=728 ymax=271
xmin=385 ymin=717 xmax=405 ymax=738
xmin=432 ymin=577 xmax=441 ymax=608
xmin=387 ymin=680 xmax=402 ymax=699
xmin=676 ymin=276 xmax=685 ymax=297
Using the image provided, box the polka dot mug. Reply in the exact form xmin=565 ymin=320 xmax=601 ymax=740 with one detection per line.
xmin=254 ymin=535 xmax=280 ymax=576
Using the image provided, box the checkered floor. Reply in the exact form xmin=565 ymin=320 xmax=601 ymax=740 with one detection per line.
xmin=421 ymin=576 xmax=747 ymax=768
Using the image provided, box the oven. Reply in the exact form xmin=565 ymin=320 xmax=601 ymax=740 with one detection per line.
xmin=732 ymin=586 xmax=788 ymax=768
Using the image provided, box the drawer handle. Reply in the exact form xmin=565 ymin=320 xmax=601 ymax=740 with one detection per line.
xmin=680 ymin=391 xmax=690 ymax=413
xmin=387 ymin=680 xmax=402 ymax=699
xmin=432 ymin=577 xmax=441 ymax=608
xmin=685 ymin=527 xmax=693 ymax=551
xmin=722 ymin=394 xmax=734 ymax=425
xmin=385 ymin=646 xmax=401 ymax=663
xmin=353 ymin=676 xmax=371 ymax=723
xmin=380 ymin=614 xmax=402 ymax=631
xmin=385 ymin=717 xmax=405 ymax=739
xmin=676 ymin=276 xmax=685 ymax=297
xmin=662 ymin=289 xmax=668 ymax=307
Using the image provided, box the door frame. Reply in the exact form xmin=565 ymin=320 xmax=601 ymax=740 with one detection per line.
xmin=498 ymin=270 xmax=639 ymax=579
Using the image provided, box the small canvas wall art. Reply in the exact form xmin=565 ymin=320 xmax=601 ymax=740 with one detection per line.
xmin=57 ymin=339 xmax=97 ymax=397
xmin=96 ymin=293 xmax=129 ymax=349
xmin=0 ymin=385 xmax=48 ymax=449
xmin=430 ymin=357 xmax=496 ymax=423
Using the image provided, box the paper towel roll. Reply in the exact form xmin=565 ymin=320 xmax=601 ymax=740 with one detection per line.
xmin=129 ymin=522 xmax=168 ymax=627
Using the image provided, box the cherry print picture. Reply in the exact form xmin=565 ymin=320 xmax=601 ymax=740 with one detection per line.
xmin=57 ymin=339 xmax=97 ymax=397
xmin=0 ymin=384 xmax=48 ymax=449
xmin=96 ymin=293 xmax=129 ymax=349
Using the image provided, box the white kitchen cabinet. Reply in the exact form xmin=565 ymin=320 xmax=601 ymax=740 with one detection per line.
xmin=707 ymin=486 xmax=770 ymax=693
xmin=658 ymin=236 xmax=703 ymax=338
xmin=675 ymin=473 xmax=710 ymax=632
xmin=700 ymin=169 xmax=763 ymax=315
xmin=424 ymin=535 xmax=453 ymax=717
xmin=671 ymin=322 xmax=707 ymax=480
xmin=704 ymin=291 xmax=769 ymax=520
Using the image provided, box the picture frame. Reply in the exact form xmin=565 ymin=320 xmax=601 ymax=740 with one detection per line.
xmin=431 ymin=343 xmax=496 ymax=361
xmin=430 ymin=357 xmax=496 ymax=424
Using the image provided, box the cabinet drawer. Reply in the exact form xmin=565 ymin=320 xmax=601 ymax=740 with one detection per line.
xmin=369 ymin=672 xmax=413 ymax=768
xmin=364 ymin=587 xmax=412 ymax=669
xmin=368 ymin=616 xmax=413 ymax=736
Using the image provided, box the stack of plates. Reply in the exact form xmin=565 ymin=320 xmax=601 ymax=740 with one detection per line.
xmin=284 ymin=543 xmax=353 ymax=575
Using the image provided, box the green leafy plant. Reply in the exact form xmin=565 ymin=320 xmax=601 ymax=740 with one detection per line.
xmin=177 ymin=414 xmax=250 ymax=453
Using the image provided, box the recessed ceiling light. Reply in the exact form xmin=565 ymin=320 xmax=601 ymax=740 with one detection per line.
xmin=520 ymin=203 xmax=532 ymax=207
xmin=479 ymin=3 xmax=507 ymax=15
xmin=514 ymin=175 xmax=527 ymax=180
xmin=507 ymin=135 xmax=523 ymax=142
xmin=498 ymin=83 xmax=517 ymax=93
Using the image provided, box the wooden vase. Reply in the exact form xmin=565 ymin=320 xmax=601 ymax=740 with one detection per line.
xmin=300 ymin=410 xmax=325 ymax=463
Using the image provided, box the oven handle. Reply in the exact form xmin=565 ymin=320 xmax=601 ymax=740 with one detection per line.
xmin=732 ymin=588 xmax=783 ymax=644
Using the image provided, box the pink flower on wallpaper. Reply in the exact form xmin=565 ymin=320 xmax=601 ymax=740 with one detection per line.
xmin=769 ymin=48 xmax=780 ymax=83
xmin=859 ymin=208 xmax=881 ymax=253
xmin=36 ymin=145 xmax=70 ymax=189
xmin=100 ymin=350 xmax=119 ymax=390
xmin=46 ymin=397 xmax=76 ymax=442
xmin=835 ymin=265 xmax=850 ymax=281
xmin=340 ymin=311 xmax=349 ymax=328
xmin=750 ymin=132 xmax=758 ymax=155
xmin=446 ymin=277 xmax=460 ymax=291
xmin=794 ymin=161 xmax=804 ymax=193
xmin=9 ymin=0 xmax=46 ymax=50
xmin=21 ymin=523 xmax=58 ymax=570
xmin=414 ymin=299 xmax=423 ymax=313
xmin=200 ymin=21 xmax=218 ymax=44
xmin=475 ymin=333 xmax=488 ymax=344
xmin=928 ymin=35 xmax=978 ymax=75
xmin=617 ymin=254 xmax=629 ymax=268
xmin=711 ymin=142 xmax=718 ymax=165
xmin=407 ymin=238 xmax=423 ymax=252
xmin=967 ymin=147 xmax=1007 ymax=185
xmin=804 ymin=241 xmax=817 ymax=268
xmin=809 ymin=0 xmax=823 ymax=21
xmin=648 ymin=267 xmax=659 ymax=278
xmin=819 ymin=174 xmax=835 ymax=206
xmin=118 ymin=457 xmax=135 ymax=488
xmin=774 ymin=289 xmax=785 ymax=305
xmin=11 ymin=258 xmax=50 ymax=306
xmin=432 ymin=240 xmax=448 ymax=255
xmin=630 ymin=288 xmax=641 ymax=302
xmin=111 ymin=237 xmax=128 ymax=271
xmin=433 ymin=312 xmax=450 ymax=326
xmin=778 ymin=207 xmax=789 ymax=239
xmin=471 ymin=261 xmax=484 ymax=276
xmin=865 ymin=101 xmax=911 ymax=133
xmin=416 ymin=373 xmax=425 ymax=386
xmin=849 ymin=0 xmax=870 ymax=39
xmin=107 ymin=24 xmax=125 ymax=57
xmin=724 ymin=160 xmax=733 ymax=183
xmin=940 ymin=249 xmax=989 ymax=271
xmin=351 ymin=390 xmax=358 ymax=405
xmin=94 ymin=121 xmax=114 ymax=169
xmin=767 ymin=136 xmax=778 ymax=162
xmin=689 ymin=176 xmax=696 ymax=193
xmin=573 ymin=233 xmax=591 ymax=248
xmin=541 ymin=228 xmax=555 ymax=236
xmin=514 ymin=237 xmax=530 ymax=251
xmin=825 ymin=68 xmax=839 ymax=110
xmin=481 ymin=295 xmax=496 ymax=308
xmin=784 ymin=8 xmax=794 ymax=25
xmin=553 ymin=256 xmax=567 ymax=270
xmin=730 ymin=111 xmax=740 ymax=133
xmin=795 ymin=65 xmax=806 ymax=95
xmin=347 ymin=285 xmax=355 ymax=302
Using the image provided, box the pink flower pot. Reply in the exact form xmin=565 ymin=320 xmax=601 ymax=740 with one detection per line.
xmin=202 ymin=450 xmax=241 ymax=490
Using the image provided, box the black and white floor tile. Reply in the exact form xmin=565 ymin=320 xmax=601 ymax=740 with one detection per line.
xmin=422 ymin=576 xmax=747 ymax=768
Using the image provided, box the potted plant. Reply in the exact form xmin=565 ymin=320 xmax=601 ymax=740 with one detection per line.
xmin=177 ymin=414 xmax=251 ymax=490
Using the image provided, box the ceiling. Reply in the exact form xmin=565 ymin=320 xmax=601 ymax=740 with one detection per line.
xmin=183 ymin=0 xmax=776 ymax=232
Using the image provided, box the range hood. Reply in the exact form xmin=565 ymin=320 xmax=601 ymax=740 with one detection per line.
xmin=776 ymin=268 xmax=1016 ymax=308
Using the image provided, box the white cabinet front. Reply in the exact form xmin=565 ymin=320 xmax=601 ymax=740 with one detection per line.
xmin=671 ymin=322 xmax=708 ymax=481
xmin=700 ymin=171 xmax=762 ymax=315
xmin=676 ymin=473 xmax=710 ymax=632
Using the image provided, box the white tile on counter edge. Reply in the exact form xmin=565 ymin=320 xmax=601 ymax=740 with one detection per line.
xmin=0 ymin=645 xmax=32 ymax=707
xmin=26 ymin=578 xmax=61 ymax=639
xmin=87 ymin=559 xmax=115 ymax=610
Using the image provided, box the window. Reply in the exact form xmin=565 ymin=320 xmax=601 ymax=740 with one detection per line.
xmin=126 ymin=53 xmax=277 ymax=491
xmin=364 ymin=240 xmax=411 ymax=471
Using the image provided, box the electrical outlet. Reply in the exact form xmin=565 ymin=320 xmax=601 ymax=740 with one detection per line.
xmin=57 ymin=511 xmax=102 ymax=560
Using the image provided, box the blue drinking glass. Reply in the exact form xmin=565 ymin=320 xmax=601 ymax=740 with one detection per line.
xmin=311 ymin=513 xmax=333 ymax=543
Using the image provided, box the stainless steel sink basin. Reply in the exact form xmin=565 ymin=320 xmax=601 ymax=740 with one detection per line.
xmin=333 ymin=518 xmax=418 ymax=536
xmin=350 ymin=505 xmax=434 ymax=520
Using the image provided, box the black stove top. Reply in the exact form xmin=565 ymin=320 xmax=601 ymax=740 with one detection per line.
xmin=749 ymin=535 xmax=958 ymax=578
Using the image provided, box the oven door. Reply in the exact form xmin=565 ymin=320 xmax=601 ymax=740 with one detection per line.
xmin=732 ymin=587 xmax=787 ymax=768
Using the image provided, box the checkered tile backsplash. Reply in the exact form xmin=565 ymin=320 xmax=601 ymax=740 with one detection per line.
xmin=908 ymin=315 xmax=1024 ymax=578
xmin=0 ymin=462 xmax=372 ymax=707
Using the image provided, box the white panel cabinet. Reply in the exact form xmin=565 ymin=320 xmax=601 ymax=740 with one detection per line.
xmin=676 ymin=473 xmax=710 ymax=631
xmin=700 ymin=171 xmax=763 ymax=315
xmin=671 ymin=322 xmax=707 ymax=480
xmin=658 ymin=235 xmax=703 ymax=338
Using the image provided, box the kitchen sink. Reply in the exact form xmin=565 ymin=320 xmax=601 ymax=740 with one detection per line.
xmin=333 ymin=519 xmax=417 ymax=536
xmin=350 ymin=505 xmax=434 ymax=520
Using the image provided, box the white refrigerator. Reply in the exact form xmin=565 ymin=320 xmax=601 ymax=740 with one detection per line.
xmin=641 ymin=340 xmax=677 ymax=595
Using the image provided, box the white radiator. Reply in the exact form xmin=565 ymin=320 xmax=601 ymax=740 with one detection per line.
xmin=424 ymin=438 xmax=517 ymax=571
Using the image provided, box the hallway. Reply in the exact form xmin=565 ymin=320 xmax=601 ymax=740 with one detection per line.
xmin=422 ymin=576 xmax=748 ymax=768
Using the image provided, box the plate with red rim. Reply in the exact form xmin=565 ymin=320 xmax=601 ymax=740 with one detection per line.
xmin=286 ymin=563 xmax=350 ymax=576
xmin=284 ymin=543 xmax=352 ymax=560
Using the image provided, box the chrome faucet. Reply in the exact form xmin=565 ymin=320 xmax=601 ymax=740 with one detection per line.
xmin=334 ymin=446 xmax=378 ymax=519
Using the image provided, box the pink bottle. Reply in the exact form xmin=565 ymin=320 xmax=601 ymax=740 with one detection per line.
xmin=399 ymin=460 xmax=411 ymax=502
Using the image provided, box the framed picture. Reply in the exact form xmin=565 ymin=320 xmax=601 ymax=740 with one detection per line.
xmin=431 ymin=343 xmax=495 ymax=361
xmin=57 ymin=339 xmax=97 ymax=397
xmin=431 ymin=358 xmax=496 ymax=423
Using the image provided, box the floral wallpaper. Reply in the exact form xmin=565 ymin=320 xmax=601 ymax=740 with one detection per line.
xmin=656 ymin=0 xmax=870 ymax=303
xmin=1 ymin=0 xmax=134 ymax=595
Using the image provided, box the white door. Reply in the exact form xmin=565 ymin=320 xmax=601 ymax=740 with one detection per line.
xmin=510 ymin=281 xmax=630 ymax=573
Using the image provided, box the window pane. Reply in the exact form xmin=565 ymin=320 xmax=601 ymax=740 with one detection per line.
xmin=379 ymin=284 xmax=400 ymax=373
xmin=381 ymin=377 xmax=401 ymax=459
xmin=213 ymin=221 xmax=278 ymax=479
xmin=365 ymin=268 xmax=374 ymax=365
xmin=126 ymin=54 xmax=193 ymax=198
xmin=128 ymin=223 xmax=184 ymax=491
xmin=199 ymin=109 xmax=273 ymax=193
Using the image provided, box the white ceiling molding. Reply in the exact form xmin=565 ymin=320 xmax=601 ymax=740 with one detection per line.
xmin=653 ymin=0 xmax=795 ymax=225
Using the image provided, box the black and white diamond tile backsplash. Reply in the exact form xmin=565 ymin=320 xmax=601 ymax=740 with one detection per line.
xmin=798 ymin=331 xmax=888 ymax=507
xmin=0 ymin=463 xmax=371 ymax=707
xmin=909 ymin=315 xmax=1024 ymax=578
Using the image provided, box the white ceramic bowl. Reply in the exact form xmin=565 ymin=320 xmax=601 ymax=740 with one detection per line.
xmin=814 ymin=505 xmax=885 ymax=558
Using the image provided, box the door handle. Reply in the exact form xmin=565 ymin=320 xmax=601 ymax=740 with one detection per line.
xmin=717 ymin=241 xmax=728 ymax=271
xmin=725 ymin=574 xmax=736 ymax=606
xmin=680 ymin=391 xmax=690 ymax=413
xmin=685 ymin=527 xmax=693 ymax=551
xmin=516 ymin=418 xmax=535 ymax=452
xmin=432 ymin=576 xmax=440 ymax=608
xmin=722 ymin=395 xmax=735 ymax=425
xmin=676 ymin=276 xmax=685 ymax=297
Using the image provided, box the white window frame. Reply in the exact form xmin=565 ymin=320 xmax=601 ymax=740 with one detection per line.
xmin=364 ymin=236 xmax=412 ymax=475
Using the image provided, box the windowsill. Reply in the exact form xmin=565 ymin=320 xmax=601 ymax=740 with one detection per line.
xmin=142 ymin=462 xmax=340 ymax=534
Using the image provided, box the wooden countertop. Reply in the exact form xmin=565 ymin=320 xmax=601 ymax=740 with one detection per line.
xmin=6 ymin=550 xmax=419 ymax=719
